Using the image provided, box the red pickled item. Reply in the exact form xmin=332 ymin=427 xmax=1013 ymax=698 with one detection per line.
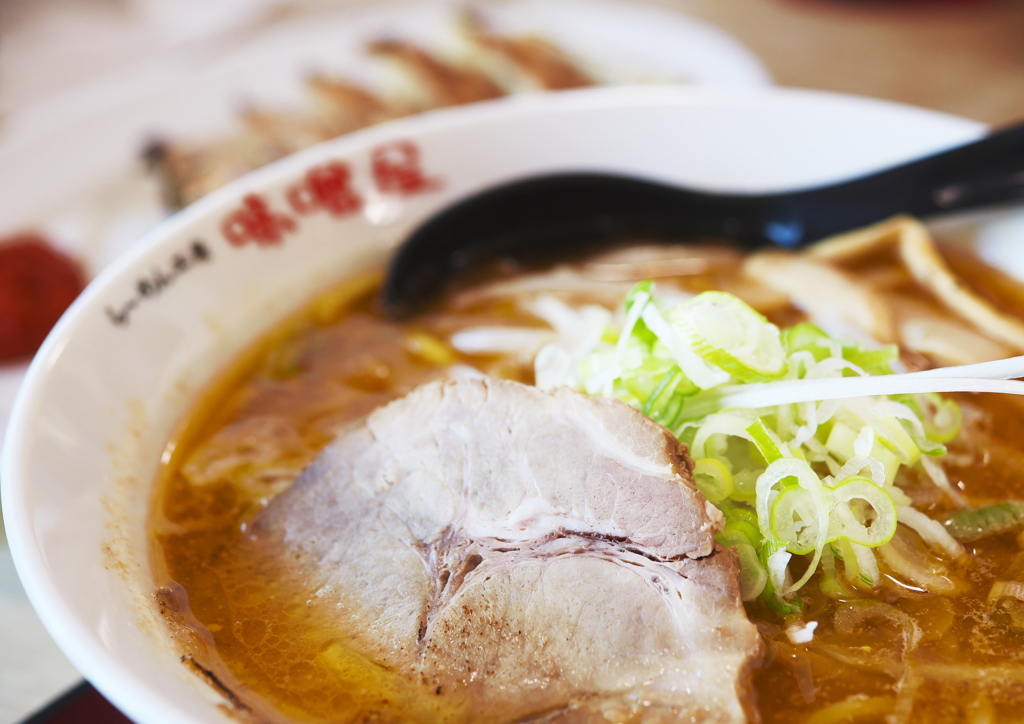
xmin=0 ymin=234 xmax=87 ymax=363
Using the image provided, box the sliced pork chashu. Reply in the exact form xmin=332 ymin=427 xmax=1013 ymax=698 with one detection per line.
xmin=252 ymin=377 xmax=763 ymax=722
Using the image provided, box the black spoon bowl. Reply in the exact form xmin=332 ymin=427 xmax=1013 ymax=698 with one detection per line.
xmin=383 ymin=119 xmax=1024 ymax=318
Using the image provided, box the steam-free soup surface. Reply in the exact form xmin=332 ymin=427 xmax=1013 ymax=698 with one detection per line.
xmin=153 ymin=247 xmax=1024 ymax=722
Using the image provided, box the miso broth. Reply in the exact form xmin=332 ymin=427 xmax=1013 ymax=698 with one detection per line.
xmin=152 ymin=240 xmax=1024 ymax=723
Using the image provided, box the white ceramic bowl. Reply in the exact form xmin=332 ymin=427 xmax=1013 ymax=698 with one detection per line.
xmin=0 ymin=86 xmax=994 ymax=723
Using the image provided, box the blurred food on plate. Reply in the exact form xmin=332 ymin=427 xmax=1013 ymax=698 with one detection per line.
xmin=0 ymin=234 xmax=86 ymax=363
xmin=144 ymin=11 xmax=598 ymax=209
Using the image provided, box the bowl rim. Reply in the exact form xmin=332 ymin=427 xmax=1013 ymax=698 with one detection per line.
xmin=0 ymin=84 xmax=986 ymax=724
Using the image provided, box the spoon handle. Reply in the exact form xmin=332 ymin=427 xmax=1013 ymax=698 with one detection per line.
xmin=776 ymin=120 xmax=1024 ymax=247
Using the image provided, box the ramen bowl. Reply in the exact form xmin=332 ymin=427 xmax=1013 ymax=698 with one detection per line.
xmin=0 ymin=86 xmax=999 ymax=723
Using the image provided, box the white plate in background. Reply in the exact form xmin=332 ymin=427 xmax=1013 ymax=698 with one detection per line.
xmin=0 ymin=0 xmax=771 ymax=273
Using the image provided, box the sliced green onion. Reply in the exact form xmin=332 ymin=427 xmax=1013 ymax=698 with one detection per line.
xmin=782 ymin=322 xmax=897 ymax=376
xmin=825 ymin=421 xmax=900 ymax=485
xmin=873 ymin=400 xmax=947 ymax=458
xmin=566 ymin=284 xmax=976 ymax=610
xmin=693 ymin=458 xmax=733 ymax=502
xmin=843 ymin=345 xmax=899 ymax=376
xmin=688 ymin=411 xmax=758 ymax=460
xmin=871 ymin=415 xmax=921 ymax=467
xmin=837 ymin=538 xmax=881 ymax=588
xmin=667 ymin=291 xmax=788 ymax=382
xmin=921 ymin=394 xmax=962 ymax=443
xmin=943 ymin=502 xmax=1024 ymax=542
xmin=756 ymin=458 xmax=830 ymax=594
xmin=759 ymin=538 xmax=803 ymax=615
xmin=641 ymin=303 xmax=729 ymax=390
xmin=640 ymin=367 xmax=683 ymax=416
xmin=876 ymin=537 xmax=955 ymax=594
xmin=828 ymin=477 xmax=898 ymax=548
xmin=819 ymin=545 xmax=854 ymax=598
xmin=735 ymin=543 xmax=768 ymax=601
xmin=896 ymin=505 xmax=965 ymax=560
xmin=770 ymin=486 xmax=819 ymax=555
xmin=615 ymin=282 xmax=654 ymax=355
xmin=920 ymin=456 xmax=967 ymax=508
xmin=730 ymin=469 xmax=760 ymax=503
xmin=896 ymin=392 xmax=962 ymax=443
xmin=747 ymin=418 xmax=786 ymax=464
xmin=723 ymin=519 xmax=762 ymax=547
xmin=720 ymin=504 xmax=762 ymax=546
xmin=782 ymin=322 xmax=836 ymax=361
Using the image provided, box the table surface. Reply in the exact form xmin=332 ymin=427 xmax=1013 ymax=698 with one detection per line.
xmin=667 ymin=0 xmax=1024 ymax=126
xmin=2 ymin=0 xmax=1024 ymax=721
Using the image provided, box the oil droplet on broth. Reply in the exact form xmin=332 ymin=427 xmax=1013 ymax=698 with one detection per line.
xmin=231 ymin=581 xmax=271 ymax=608
xmin=236 ymin=619 xmax=267 ymax=647
xmin=313 ymin=640 xmax=469 ymax=722
xmin=287 ymin=660 xmax=319 ymax=690
xmin=318 ymin=640 xmax=392 ymax=691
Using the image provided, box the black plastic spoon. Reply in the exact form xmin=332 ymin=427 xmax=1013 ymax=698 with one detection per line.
xmin=382 ymin=120 xmax=1024 ymax=317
